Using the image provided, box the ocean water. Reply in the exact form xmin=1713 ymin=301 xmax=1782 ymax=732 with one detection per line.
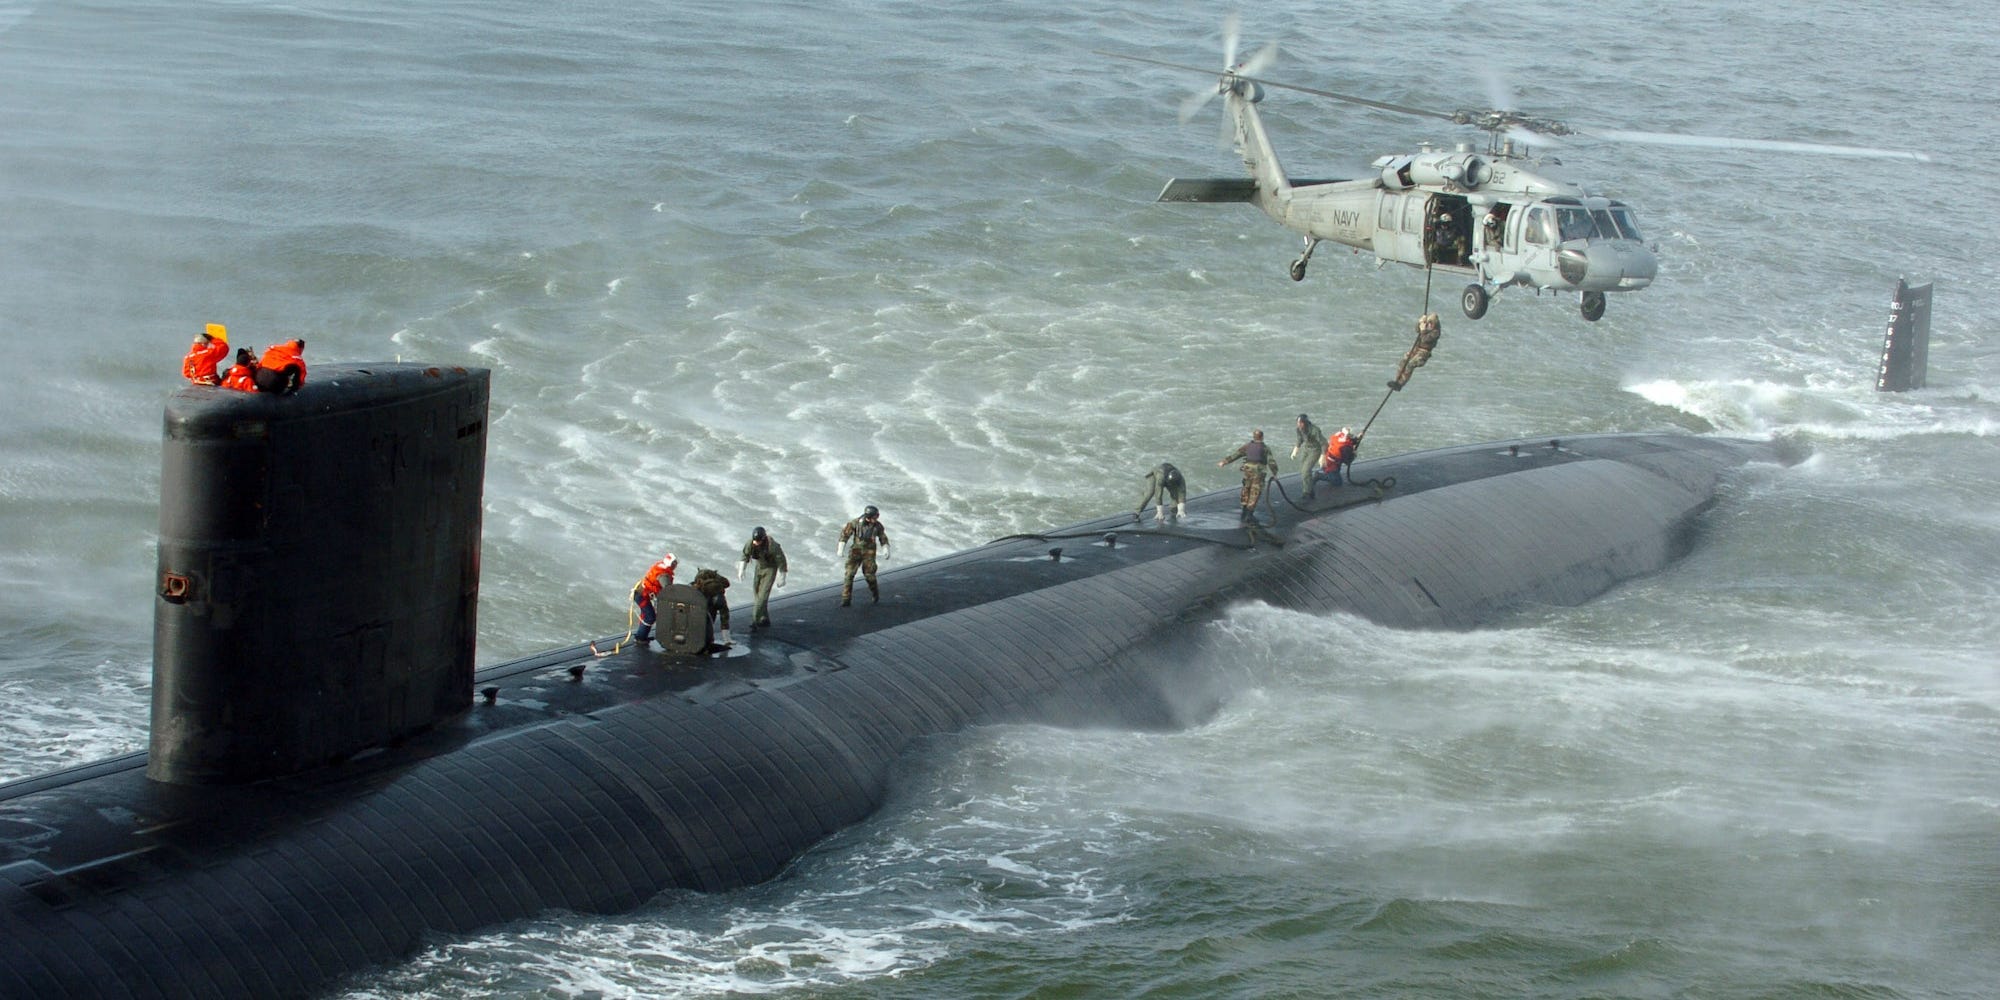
xmin=4 ymin=0 xmax=1998 ymax=996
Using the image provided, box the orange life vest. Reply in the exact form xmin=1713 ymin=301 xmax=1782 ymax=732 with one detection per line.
xmin=221 ymin=363 xmax=257 ymax=391
xmin=182 ymin=337 xmax=229 ymax=385
xmin=636 ymin=560 xmax=675 ymax=601
xmin=258 ymin=341 xmax=307 ymax=383
xmin=1323 ymin=431 xmax=1355 ymax=468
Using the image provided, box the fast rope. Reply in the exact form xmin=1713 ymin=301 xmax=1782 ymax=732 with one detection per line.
xmin=991 ymin=524 xmax=1280 ymax=551
xmin=588 ymin=597 xmax=640 ymax=657
xmin=1267 ymin=471 xmax=1397 ymax=514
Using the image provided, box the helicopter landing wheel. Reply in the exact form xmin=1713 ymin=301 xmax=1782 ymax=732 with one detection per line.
xmin=1288 ymin=258 xmax=1308 ymax=282
xmin=1461 ymin=283 xmax=1489 ymax=320
xmin=1580 ymin=291 xmax=1606 ymax=322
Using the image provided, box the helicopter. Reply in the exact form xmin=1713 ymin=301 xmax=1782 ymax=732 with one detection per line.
xmin=1108 ymin=25 xmax=1929 ymax=322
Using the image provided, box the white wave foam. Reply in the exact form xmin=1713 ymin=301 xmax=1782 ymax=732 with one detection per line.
xmin=1627 ymin=377 xmax=2000 ymax=439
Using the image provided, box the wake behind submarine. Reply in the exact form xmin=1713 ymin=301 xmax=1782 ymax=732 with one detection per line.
xmin=0 ymin=364 xmax=1791 ymax=997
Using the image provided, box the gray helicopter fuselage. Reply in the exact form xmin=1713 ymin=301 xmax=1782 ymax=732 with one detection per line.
xmin=1161 ymin=80 xmax=1658 ymax=318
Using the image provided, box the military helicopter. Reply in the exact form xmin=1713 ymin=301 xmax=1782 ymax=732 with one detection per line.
xmin=1107 ymin=24 xmax=1929 ymax=322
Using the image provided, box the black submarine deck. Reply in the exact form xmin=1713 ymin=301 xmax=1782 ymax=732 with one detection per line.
xmin=0 ymin=431 xmax=1774 ymax=991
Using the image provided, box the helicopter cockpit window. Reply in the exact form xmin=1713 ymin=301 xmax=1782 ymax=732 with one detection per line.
xmin=1608 ymin=207 xmax=1643 ymax=241
xmin=1556 ymin=207 xmax=1598 ymax=242
xmin=1524 ymin=207 xmax=1555 ymax=246
xmin=1591 ymin=209 xmax=1628 ymax=241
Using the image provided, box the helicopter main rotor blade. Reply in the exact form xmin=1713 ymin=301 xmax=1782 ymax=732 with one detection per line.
xmin=1221 ymin=11 xmax=1239 ymax=74
xmin=1238 ymin=40 xmax=1279 ymax=78
xmin=1099 ymin=51 xmax=1459 ymax=125
xmin=1589 ymin=128 xmax=1931 ymax=162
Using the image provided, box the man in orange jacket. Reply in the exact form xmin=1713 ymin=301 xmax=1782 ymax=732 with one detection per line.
xmin=180 ymin=323 xmax=230 ymax=385
xmin=220 ymin=349 xmax=258 ymax=391
xmin=631 ymin=553 xmax=677 ymax=646
xmin=253 ymin=339 xmax=307 ymax=395
xmin=1313 ymin=427 xmax=1361 ymax=492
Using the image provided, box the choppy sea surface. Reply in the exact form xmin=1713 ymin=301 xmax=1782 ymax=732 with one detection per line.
xmin=4 ymin=1 xmax=1998 ymax=996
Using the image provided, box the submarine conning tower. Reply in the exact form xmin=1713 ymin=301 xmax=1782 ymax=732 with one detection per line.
xmin=149 ymin=363 xmax=490 ymax=785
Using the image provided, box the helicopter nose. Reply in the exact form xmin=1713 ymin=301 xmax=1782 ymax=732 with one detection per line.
xmin=1576 ymin=242 xmax=1657 ymax=291
xmin=1619 ymin=244 xmax=1658 ymax=289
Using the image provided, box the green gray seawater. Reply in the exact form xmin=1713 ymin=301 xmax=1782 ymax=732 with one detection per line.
xmin=3 ymin=1 xmax=1996 ymax=995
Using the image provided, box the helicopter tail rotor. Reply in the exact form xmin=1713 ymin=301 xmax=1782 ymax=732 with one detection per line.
xmin=1176 ymin=14 xmax=1279 ymax=125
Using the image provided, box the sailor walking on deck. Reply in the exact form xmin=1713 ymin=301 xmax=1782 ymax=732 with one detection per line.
xmin=836 ymin=505 xmax=889 ymax=606
xmin=1292 ymin=414 xmax=1327 ymax=497
xmin=1219 ymin=430 xmax=1277 ymax=523
xmin=737 ymin=526 xmax=787 ymax=629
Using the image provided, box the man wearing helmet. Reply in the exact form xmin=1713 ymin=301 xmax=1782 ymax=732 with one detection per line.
xmin=737 ymin=526 xmax=788 ymax=629
xmin=836 ymin=506 xmax=889 ymax=606
xmin=1291 ymin=413 xmax=1327 ymax=495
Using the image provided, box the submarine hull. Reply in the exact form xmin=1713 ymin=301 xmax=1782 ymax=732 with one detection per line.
xmin=1 ymin=431 xmax=1779 ymax=998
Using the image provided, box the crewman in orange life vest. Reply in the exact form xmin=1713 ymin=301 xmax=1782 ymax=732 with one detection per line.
xmin=253 ymin=339 xmax=307 ymax=395
xmin=220 ymin=349 xmax=257 ymax=392
xmin=181 ymin=323 xmax=230 ymax=385
xmin=1313 ymin=427 xmax=1361 ymax=492
xmin=631 ymin=553 xmax=677 ymax=646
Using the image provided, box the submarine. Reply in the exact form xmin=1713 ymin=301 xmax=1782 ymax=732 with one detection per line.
xmin=0 ymin=364 xmax=1789 ymax=997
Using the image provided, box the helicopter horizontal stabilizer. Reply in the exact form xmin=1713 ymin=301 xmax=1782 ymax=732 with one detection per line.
xmin=1158 ymin=178 xmax=1260 ymax=203
xmin=1158 ymin=178 xmax=1344 ymax=203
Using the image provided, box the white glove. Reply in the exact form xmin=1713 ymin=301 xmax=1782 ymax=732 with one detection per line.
xmin=878 ymin=544 xmax=889 ymax=562
xmin=833 ymin=545 xmax=843 ymax=560
xmin=1290 ymin=445 xmax=1299 ymax=459
xmin=776 ymin=572 xmax=786 ymax=588
xmin=736 ymin=561 xmax=749 ymax=582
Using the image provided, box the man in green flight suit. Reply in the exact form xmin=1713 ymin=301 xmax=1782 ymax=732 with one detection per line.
xmin=836 ymin=505 xmax=889 ymax=606
xmin=736 ymin=526 xmax=788 ymax=629
xmin=1291 ymin=413 xmax=1326 ymax=497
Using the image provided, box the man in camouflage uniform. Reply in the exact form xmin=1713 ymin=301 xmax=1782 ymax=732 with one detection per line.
xmin=1136 ymin=462 xmax=1187 ymax=522
xmin=836 ymin=505 xmax=889 ymax=606
xmin=1291 ymin=413 xmax=1326 ymax=496
xmin=1217 ymin=430 xmax=1277 ymax=523
xmin=1390 ymin=313 xmax=1442 ymax=391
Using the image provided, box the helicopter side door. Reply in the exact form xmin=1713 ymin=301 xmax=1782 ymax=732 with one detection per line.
xmin=1515 ymin=204 xmax=1559 ymax=288
xmin=1370 ymin=192 xmax=1427 ymax=268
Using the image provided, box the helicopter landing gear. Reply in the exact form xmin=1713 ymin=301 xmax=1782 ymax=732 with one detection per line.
xmin=1461 ymin=283 xmax=1490 ymax=320
xmin=1289 ymin=237 xmax=1319 ymax=282
xmin=1580 ymin=291 xmax=1606 ymax=322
